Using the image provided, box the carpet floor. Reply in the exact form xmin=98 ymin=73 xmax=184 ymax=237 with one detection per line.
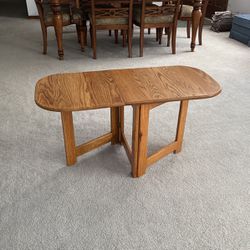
xmin=0 ymin=16 xmax=249 ymax=250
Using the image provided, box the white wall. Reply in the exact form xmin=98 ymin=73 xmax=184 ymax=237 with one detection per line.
xmin=26 ymin=0 xmax=38 ymax=16
xmin=228 ymin=0 xmax=250 ymax=13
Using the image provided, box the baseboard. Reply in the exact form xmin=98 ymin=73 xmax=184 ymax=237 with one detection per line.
xmin=28 ymin=16 xmax=39 ymax=19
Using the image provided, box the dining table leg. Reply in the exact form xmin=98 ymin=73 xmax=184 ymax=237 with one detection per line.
xmin=191 ymin=0 xmax=202 ymax=52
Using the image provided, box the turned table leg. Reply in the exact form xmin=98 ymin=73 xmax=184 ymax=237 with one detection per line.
xmin=191 ymin=0 xmax=202 ymax=52
xmin=61 ymin=111 xmax=76 ymax=165
xmin=50 ymin=2 xmax=64 ymax=60
xmin=132 ymin=104 xmax=150 ymax=178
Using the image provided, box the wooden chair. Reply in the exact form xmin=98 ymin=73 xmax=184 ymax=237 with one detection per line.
xmin=35 ymin=0 xmax=86 ymax=59
xmin=81 ymin=0 xmax=114 ymax=44
xmin=133 ymin=0 xmax=180 ymax=57
xmin=179 ymin=0 xmax=208 ymax=45
xmin=89 ymin=0 xmax=134 ymax=59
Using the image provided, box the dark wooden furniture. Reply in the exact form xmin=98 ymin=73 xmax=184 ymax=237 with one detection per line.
xmin=35 ymin=0 xmax=86 ymax=60
xmin=35 ymin=66 xmax=221 ymax=178
xmin=46 ymin=0 xmax=204 ymax=56
xmin=206 ymin=0 xmax=228 ymax=18
xmin=132 ymin=0 xmax=180 ymax=57
xmin=88 ymin=0 xmax=134 ymax=59
xmin=179 ymin=0 xmax=208 ymax=46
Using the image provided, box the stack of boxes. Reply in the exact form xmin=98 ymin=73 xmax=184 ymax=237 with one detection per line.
xmin=230 ymin=14 xmax=250 ymax=47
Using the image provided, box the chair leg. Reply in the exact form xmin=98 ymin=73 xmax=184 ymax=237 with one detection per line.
xmin=140 ymin=27 xmax=144 ymax=57
xmin=109 ymin=30 xmax=112 ymax=36
xmin=90 ymin=25 xmax=93 ymax=48
xmin=199 ymin=24 xmax=203 ymax=45
xmin=122 ymin=30 xmax=127 ymax=47
xmin=159 ymin=28 xmax=163 ymax=45
xmin=52 ymin=8 xmax=64 ymax=60
xmin=199 ymin=16 xmax=205 ymax=45
xmin=128 ymin=28 xmax=132 ymax=58
xmin=76 ymin=24 xmax=80 ymax=43
xmin=148 ymin=28 xmax=151 ymax=34
xmin=78 ymin=24 xmax=85 ymax=52
xmin=41 ymin=25 xmax=47 ymax=54
xmin=156 ymin=28 xmax=159 ymax=42
xmin=115 ymin=30 xmax=118 ymax=44
xmin=191 ymin=7 xmax=202 ymax=52
xmin=91 ymin=26 xmax=97 ymax=59
xmin=84 ymin=23 xmax=87 ymax=46
xmin=164 ymin=27 xmax=168 ymax=35
xmin=167 ymin=27 xmax=171 ymax=47
xmin=83 ymin=20 xmax=87 ymax=46
xmin=171 ymin=25 xmax=177 ymax=54
xmin=187 ymin=20 xmax=191 ymax=38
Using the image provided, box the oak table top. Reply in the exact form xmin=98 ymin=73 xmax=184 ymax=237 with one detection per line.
xmin=35 ymin=66 xmax=221 ymax=112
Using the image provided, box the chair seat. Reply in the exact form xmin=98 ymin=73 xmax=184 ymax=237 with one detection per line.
xmin=180 ymin=5 xmax=193 ymax=18
xmin=43 ymin=5 xmax=83 ymax=26
xmin=133 ymin=7 xmax=173 ymax=25
xmin=89 ymin=15 xmax=128 ymax=26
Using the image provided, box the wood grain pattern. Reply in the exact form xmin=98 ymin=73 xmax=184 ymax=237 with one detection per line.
xmin=113 ymin=66 xmax=221 ymax=104
xmin=35 ymin=66 xmax=221 ymax=112
xmin=35 ymin=71 xmax=124 ymax=111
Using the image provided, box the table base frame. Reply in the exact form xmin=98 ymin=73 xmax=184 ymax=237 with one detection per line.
xmin=61 ymin=100 xmax=189 ymax=178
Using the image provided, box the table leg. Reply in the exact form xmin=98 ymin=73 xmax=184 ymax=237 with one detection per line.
xmin=174 ymin=100 xmax=189 ymax=153
xmin=118 ymin=107 xmax=124 ymax=143
xmin=191 ymin=0 xmax=202 ymax=52
xmin=132 ymin=104 xmax=150 ymax=177
xmin=61 ymin=112 xmax=77 ymax=166
xmin=110 ymin=107 xmax=120 ymax=145
xmin=51 ymin=3 xmax=64 ymax=60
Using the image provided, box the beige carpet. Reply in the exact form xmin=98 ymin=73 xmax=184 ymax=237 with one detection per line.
xmin=0 ymin=16 xmax=249 ymax=250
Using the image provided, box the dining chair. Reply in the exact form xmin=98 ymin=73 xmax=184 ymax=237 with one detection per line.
xmin=89 ymin=0 xmax=134 ymax=59
xmin=179 ymin=0 xmax=208 ymax=45
xmin=133 ymin=0 xmax=180 ymax=57
xmin=35 ymin=0 xmax=86 ymax=60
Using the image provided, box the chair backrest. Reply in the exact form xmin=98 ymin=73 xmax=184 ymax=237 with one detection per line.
xmin=35 ymin=0 xmax=77 ymax=15
xmin=90 ymin=0 xmax=134 ymax=26
xmin=140 ymin=0 xmax=180 ymax=25
xmin=35 ymin=0 xmax=48 ymax=23
xmin=181 ymin=0 xmax=209 ymax=14
xmin=201 ymin=0 xmax=209 ymax=14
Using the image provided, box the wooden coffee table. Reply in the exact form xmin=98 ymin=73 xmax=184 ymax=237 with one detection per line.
xmin=35 ymin=66 xmax=221 ymax=177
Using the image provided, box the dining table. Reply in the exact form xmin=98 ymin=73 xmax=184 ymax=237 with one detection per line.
xmin=49 ymin=0 xmax=203 ymax=57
